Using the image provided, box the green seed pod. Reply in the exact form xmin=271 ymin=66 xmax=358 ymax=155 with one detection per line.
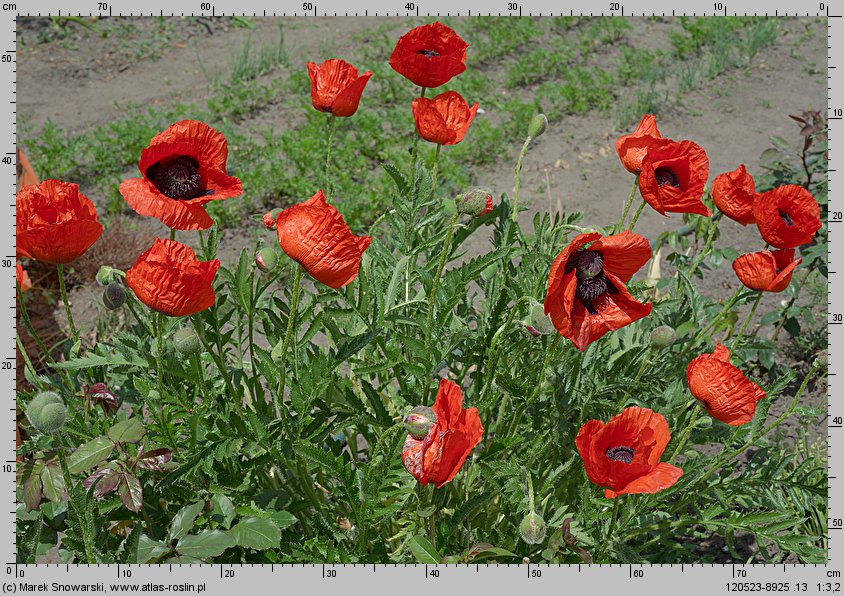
xmin=103 ymin=282 xmax=126 ymax=310
xmin=527 ymin=113 xmax=548 ymax=139
xmin=403 ymin=406 xmax=437 ymax=440
xmin=528 ymin=300 xmax=555 ymax=336
xmin=455 ymin=187 xmax=492 ymax=217
xmin=25 ymin=391 xmax=68 ymax=434
xmin=649 ymin=325 xmax=677 ymax=349
xmin=173 ymin=327 xmax=203 ymax=356
xmin=519 ymin=510 xmax=547 ymax=545
xmin=96 ymin=266 xmax=120 ymax=286
xmin=255 ymin=247 xmax=279 ymax=272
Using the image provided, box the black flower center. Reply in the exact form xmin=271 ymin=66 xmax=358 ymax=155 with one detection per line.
xmin=146 ymin=156 xmax=204 ymax=200
xmin=565 ymin=250 xmax=619 ymax=315
xmin=417 ymin=48 xmax=440 ymax=58
xmin=322 ymin=105 xmax=333 ymax=113
xmin=655 ymin=167 xmax=680 ymax=188
xmin=779 ymin=209 xmax=794 ymax=227
xmin=605 ymin=445 xmax=635 ymax=464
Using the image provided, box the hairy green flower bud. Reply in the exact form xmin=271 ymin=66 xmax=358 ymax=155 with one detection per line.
xmin=173 ymin=327 xmax=203 ymax=356
xmin=649 ymin=325 xmax=677 ymax=349
xmin=25 ymin=391 xmax=68 ymax=434
xmin=96 ymin=266 xmax=121 ymax=286
xmin=103 ymin=283 xmax=126 ymax=310
xmin=255 ymin=247 xmax=279 ymax=272
xmin=528 ymin=113 xmax=548 ymax=139
xmin=455 ymin=187 xmax=493 ymax=217
xmin=403 ymin=406 xmax=437 ymax=440
xmin=528 ymin=300 xmax=555 ymax=336
xmin=519 ymin=510 xmax=547 ymax=545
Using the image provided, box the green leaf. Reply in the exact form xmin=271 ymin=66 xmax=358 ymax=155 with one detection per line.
xmin=67 ymin=437 xmax=114 ymax=474
xmin=176 ymin=530 xmax=236 ymax=560
xmin=380 ymin=255 xmax=410 ymax=323
xmin=52 ymin=351 xmax=147 ymax=370
xmin=269 ymin=510 xmax=298 ymax=531
xmin=118 ymin=472 xmax=144 ymax=512
xmin=137 ymin=535 xmax=169 ymax=563
xmin=211 ymin=494 xmax=236 ymax=529
xmin=169 ymin=501 xmax=206 ymax=542
xmin=334 ymin=328 xmax=380 ymax=365
xmin=40 ymin=464 xmax=65 ymax=504
xmin=407 ymin=535 xmax=441 ymax=564
xmin=107 ymin=418 xmax=146 ymax=444
xmin=230 ymin=517 xmax=281 ymax=550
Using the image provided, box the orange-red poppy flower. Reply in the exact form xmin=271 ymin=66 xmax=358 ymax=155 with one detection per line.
xmin=615 ymin=114 xmax=663 ymax=174
xmin=753 ymin=185 xmax=821 ymax=249
xmin=16 ymin=149 xmax=39 ymax=190
xmin=16 ymin=263 xmax=31 ymax=293
xmin=17 ymin=179 xmax=103 ymax=264
xmin=638 ymin=139 xmax=710 ymax=217
xmin=306 ymin=59 xmax=372 ymax=117
xmin=575 ymin=406 xmax=683 ymax=499
xmin=120 ymin=120 xmax=242 ymax=230
xmin=711 ymin=164 xmax=756 ymax=226
xmin=686 ymin=343 xmax=766 ymax=426
xmin=275 ymin=190 xmax=371 ymax=289
xmin=732 ymin=249 xmax=801 ymax=293
xmin=412 ymin=90 xmax=478 ymax=146
xmin=544 ymin=231 xmax=652 ymax=352
xmin=389 ymin=22 xmax=468 ymax=89
xmin=126 ymin=238 xmax=220 ymax=317
xmin=401 ymin=379 xmax=484 ymax=488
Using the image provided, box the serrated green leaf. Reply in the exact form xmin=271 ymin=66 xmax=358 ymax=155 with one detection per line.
xmin=169 ymin=501 xmax=205 ymax=542
xmin=407 ymin=535 xmax=440 ymax=564
xmin=176 ymin=530 xmax=236 ymax=559
xmin=230 ymin=517 xmax=281 ymax=550
xmin=40 ymin=464 xmax=65 ymax=504
xmin=107 ymin=418 xmax=146 ymax=444
xmin=68 ymin=437 xmax=114 ymax=474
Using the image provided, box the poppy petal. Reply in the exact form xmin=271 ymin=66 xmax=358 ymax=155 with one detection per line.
xmin=639 ymin=139 xmax=711 ymax=217
xmin=732 ymin=249 xmax=800 ymax=293
xmin=615 ymin=114 xmax=662 ymax=174
xmin=605 ymin=462 xmax=683 ymax=498
xmin=753 ymin=185 xmax=821 ymax=249
xmin=120 ymin=178 xmax=214 ymax=230
xmin=590 ymin=230 xmax=652 ymax=283
xmin=687 ymin=343 xmax=766 ymax=426
xmin=389 ymin=22 xmax=468 ymax=89
xmin=712 ymin=165 xmax=756 ymax=226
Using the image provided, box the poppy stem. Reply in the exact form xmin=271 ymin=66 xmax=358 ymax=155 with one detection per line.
xmin=56 ymin=434 xmax=96 ymax=564
xmin=627 ymin=198 xmax=647 ymax=232
xmin=687 ymin=213 xmax=719 ymax=278
xmin=274 ymin=264 xmax=304 ymax=420
xmin=56 ymin=264 xmax=79 ymax=345
xmin=511 ymin=134 xmax=533 ymax=221
xmin=696 ymin=287 xmax=743 ymax=341
xmin=669 ymin=402 xmax=701 ymax=462
xmin=771 ymin=264 xmax=812 ymax=341
xmin=424 ymin=211 xmax=459 ymax=385
xmin=409 ymin=87 xmax=427 ymax=176
xmin=598 ymin=498 xmax=622 ymax=562
xmin=617 ymin=347 xmax=651 ymax=410
xmin=16 ymin=283 xmax=56 ymax=366
xmin=16 ymin=333 xmax=44 ymax=391
xmin=505 ymin=334 xmax=561 ymax=437
xmin=190 ymin=316 xmax=238 ymax=403
xmin=169 ymin=228 xmax=176 ymax=242
xmin=735 ymin=292 xmax=763 ymax=341
xmin=325 ymin=113 xmax=337 ymax=198
xmin=155 ymin=312 xmax=166 ymax=395
xmin=615 ymin=177 xmax=639 ymax=233
xmin=430 ymin=143 xmax=443 ymax=193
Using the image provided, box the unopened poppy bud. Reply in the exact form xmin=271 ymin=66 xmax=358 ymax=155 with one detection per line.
xmin=25 ymin=391 xmax=68 ymax=434
xmin=403 ymin=406 xmax=437 ymax=440
xmin=519 ymin=510 xmax=547 ymax=544
xmin=103 ymin=282 xmax=126 ymax=310
xmin=255 ymin=247 xmax=279 ymax=272
xmin=456 ymin=187 xmax=493 ymax=217
xmin=528 ymin=113 xmax=548 ymax=139
xmin=96 ymin=266 xmax=120 ymax=286
xmin=173 ymin=327 xmax=203 ymax=356
xmin=528 ymin=300 xmax=555 ymax=336
xmin=262 ymin=209 xmax=282 ymax=230
xmin=649 ymin=325 xmax=677 ymax=349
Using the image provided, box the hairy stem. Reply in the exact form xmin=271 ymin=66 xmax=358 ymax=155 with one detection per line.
xmin=615 ymin=177 xmax=639 ymax=233
xmin=57 ymin=264 xmax=78 ymax=344
xmin=511 ymin=135 xmax=533 ymax=221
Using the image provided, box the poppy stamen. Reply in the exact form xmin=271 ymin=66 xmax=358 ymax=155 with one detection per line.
xmin=654 ymin=167 xmax=681 ymax=188
xmin=417 ymin=48 xmax=440 ymax=58
xmin=569 ymin=250 xmax=618 ymax=315
xmin=778 ymin=209 xmax=794 ymax=227
xmin=147 ymin=156 xmax=204 ymax=200
xmin=606 ymin=445 xmax=635 ymax=464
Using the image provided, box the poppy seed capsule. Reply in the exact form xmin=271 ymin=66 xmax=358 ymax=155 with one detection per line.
xmin=403 ymin=406 xmax=437 ymax=440
xmin=455 ymin=187 xmax=492 ymax=216
xmin=649 ymin=325 xmax=677 ymax=349
xmin=528 ymin=113 xmax=548 ymax=139
xmin=103 ymin=282 xmax=126 ymax=310
xmin=519 ymin=511 xmax=547 ymax=545
xmin=262 ymin=209 xmax=282 ymax=230
xmin=173 ymin=327 xmax=203 ymax=356
xmin=255 ymin=247 xmax=279 ymax=272
xmin=25 ymin=391 xmax=68 ymax=434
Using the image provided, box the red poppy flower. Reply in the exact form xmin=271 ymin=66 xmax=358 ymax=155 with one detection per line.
xmin=275 ymin=190 xmax=371 ymax=289
xmin=401 ymin=379 xmax=484 ymax=488
xmin=120 ymin=120 xmax=242 ymax=230
xmin=125 ymin=238 xmax=220 ymax=317
xmin=638 ymin=139 xmax=711 ymax=217
xmin=544 ymin=231 xmax=652 ymax=352
xmin=16 ymin=263 xmax=31 ymax=293
xmin=16 ymin=179 xmax=103 ymax=264
xmin=712 ymin=165 xmax=756 ymax=226
xmin=753 ymin=185 xmax=821 ymax=249
xmin=615 ymin=114 xmax=662 ymax=174
xmin=389 ymin=22 xmax=468 ymax=89
xmin=575 ymin=407 xmax=683 ymax=499
xmin=477 ymin=195 xmax=493 ymax=217
xmin=732 ymin=249 xmax=801 ymax=293
xmin=17 ymin=149 xmax=39 ymax=190
xmin=412 ymin=91 xmax=478 ymax=146
xmin=686 ymin=344 xmax=766 ymax=426
xmin=306 ymin=59 xmax=372 ymax=117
